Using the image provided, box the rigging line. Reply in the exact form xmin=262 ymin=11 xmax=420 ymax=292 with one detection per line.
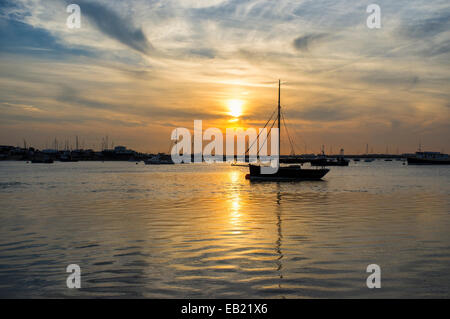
xmin=281 ymin=111 xmax=297 ymax=155
xmin=245 ymin=107 xmax=277 ymax=155
xmin=281 ymin=108 xmax=303 ymax=153
xmin=281 ymin=111 xmax=295 ymax=155
xmin=257 ymin=114 xmax=278 ymax=155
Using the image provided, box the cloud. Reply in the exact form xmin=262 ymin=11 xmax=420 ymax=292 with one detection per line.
xmin=188 ymin=48 xmax=216 ymax=59
xmin=0 ymin=102 xmax=41 ymax=112
xmin=429 ymin=40 xmax=450 ymax=56
xmin=75 ymin=0 xmax=153 ymax=55
xmin=400 ymin=12 xmax=450 ymax=39
xmin=289 ymin=104 xmax=357 ymax=122
xmin=292 ymin=33 xmax=328 ymax=52
xmin=0 ymin=17 xmax=93 ymax=58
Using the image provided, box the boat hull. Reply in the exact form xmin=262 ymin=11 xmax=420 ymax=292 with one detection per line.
xmin=247 ymin=165 xmax=329 ymax=181
xmin=407 ymin=157 xmax=450 ymax=165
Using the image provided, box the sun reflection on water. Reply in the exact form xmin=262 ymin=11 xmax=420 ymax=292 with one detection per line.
xmin=228 ymin=171 xmax=243 ymax=234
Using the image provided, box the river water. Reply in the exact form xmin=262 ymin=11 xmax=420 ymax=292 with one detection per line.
xmin=0 ymin=160 xmax=449 ymax=298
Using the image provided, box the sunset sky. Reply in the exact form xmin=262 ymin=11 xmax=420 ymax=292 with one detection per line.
xmin=0 ymin=0 xmax=449 ymax=154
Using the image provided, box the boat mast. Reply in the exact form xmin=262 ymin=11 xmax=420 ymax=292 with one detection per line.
xmin=278 ymin=79 xmax=281 ymax=158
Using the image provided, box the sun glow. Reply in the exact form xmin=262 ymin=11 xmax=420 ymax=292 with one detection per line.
xmin=227 ymin=99 xmax=244 ymax=118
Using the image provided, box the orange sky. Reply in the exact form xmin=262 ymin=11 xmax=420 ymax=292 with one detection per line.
xmin=0 ymin=0 xmax=449 ymax=154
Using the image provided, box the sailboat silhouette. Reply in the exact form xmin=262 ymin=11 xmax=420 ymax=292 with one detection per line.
xmin=246 ymin=80 xmax=329 ymax=181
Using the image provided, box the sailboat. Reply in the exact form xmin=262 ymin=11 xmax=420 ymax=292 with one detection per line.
xmin=144 ymin=128 xmax=179 ymax=165
xmin=246 ymin=80 xmax=329 ymax=181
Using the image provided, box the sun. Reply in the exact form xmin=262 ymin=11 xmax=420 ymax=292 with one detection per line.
xmin=227 ymin=99 xmax=244 ymax=118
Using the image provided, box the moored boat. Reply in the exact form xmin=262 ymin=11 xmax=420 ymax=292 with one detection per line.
xmin=247 ymin=164 xmax=329 ymax=181
xmin=246 ymin=80 xmax=330 ymax=181
xmin=407 ymin=152 xmax=450 ymax=165
xmin=144 ymin=154 xmax=174 ymax=165
xmin=310 ymin=157 xmax=349 ymax=166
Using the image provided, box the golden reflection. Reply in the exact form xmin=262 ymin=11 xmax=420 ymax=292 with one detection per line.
xmin=230 ymin=196 xmax=241 ymax=228
xmin=228 ymin=170 xmax=242 ymax=233
xmin=230 ymin=170 xmax=240 ymax=184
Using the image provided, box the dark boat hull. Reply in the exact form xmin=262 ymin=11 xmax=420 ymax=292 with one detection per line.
xmin=247 ymin=165 xmax=329 ymax=181
xmin=407 ymin=157 xmax=450 ymax=165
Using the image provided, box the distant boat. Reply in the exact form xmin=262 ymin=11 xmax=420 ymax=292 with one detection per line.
xmin=384 ymin=159 xmax=393 ymax=162
xmin=407 ymin=152 xmax=450 ymax=165
xmin=144 ymin=129 xmax=179 ymax=165
xmin=364 ymin=158 xmax=374 ymax=162
xmin=310 ymin=154 xmax=349 ymax=167
xmin=353 ymin=158 xmax=360 ymax=162
xmin=144 ymin=154 xmax=174 ymax=165
xmin=310 ymin=146 xmax=349 ymax=167
xmin=246 ymin=80 xmax=329 ymax=181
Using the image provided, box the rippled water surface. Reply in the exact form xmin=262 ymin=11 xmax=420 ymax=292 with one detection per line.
xmin=0 ymin=161 xmax=449 ymax=298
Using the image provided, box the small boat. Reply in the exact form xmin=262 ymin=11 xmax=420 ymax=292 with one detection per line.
xmin=246 ymin=80 xmax=329 ymax=181
xmin=310 ymin=157 xmax=349 ymax=167
xmin=144 ymin=154 xmax=174 ymax=165
xmin=384 ymin=159 xmax=393 ymax=162
xmin=310 ymin=147 xmax=349 ymax=167
xmin=353 ymin=158 xmax=360 ymax=162
xmin=364 ymin=158 xmax=375 ymax=162
xmin=407 ymin=152 xmax=450 ymax=165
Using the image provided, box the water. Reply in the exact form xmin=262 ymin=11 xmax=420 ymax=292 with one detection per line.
xmin=0 ymin=160 xmax=449 ymax=298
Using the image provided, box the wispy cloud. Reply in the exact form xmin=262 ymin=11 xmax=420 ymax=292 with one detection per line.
xmin=292 ymin=33 xmax=328 ymax=52
xmin=400 ymin=12 xmax=450 ymax=39
xmin=75 ymin=0 xmax=153 ymax=55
